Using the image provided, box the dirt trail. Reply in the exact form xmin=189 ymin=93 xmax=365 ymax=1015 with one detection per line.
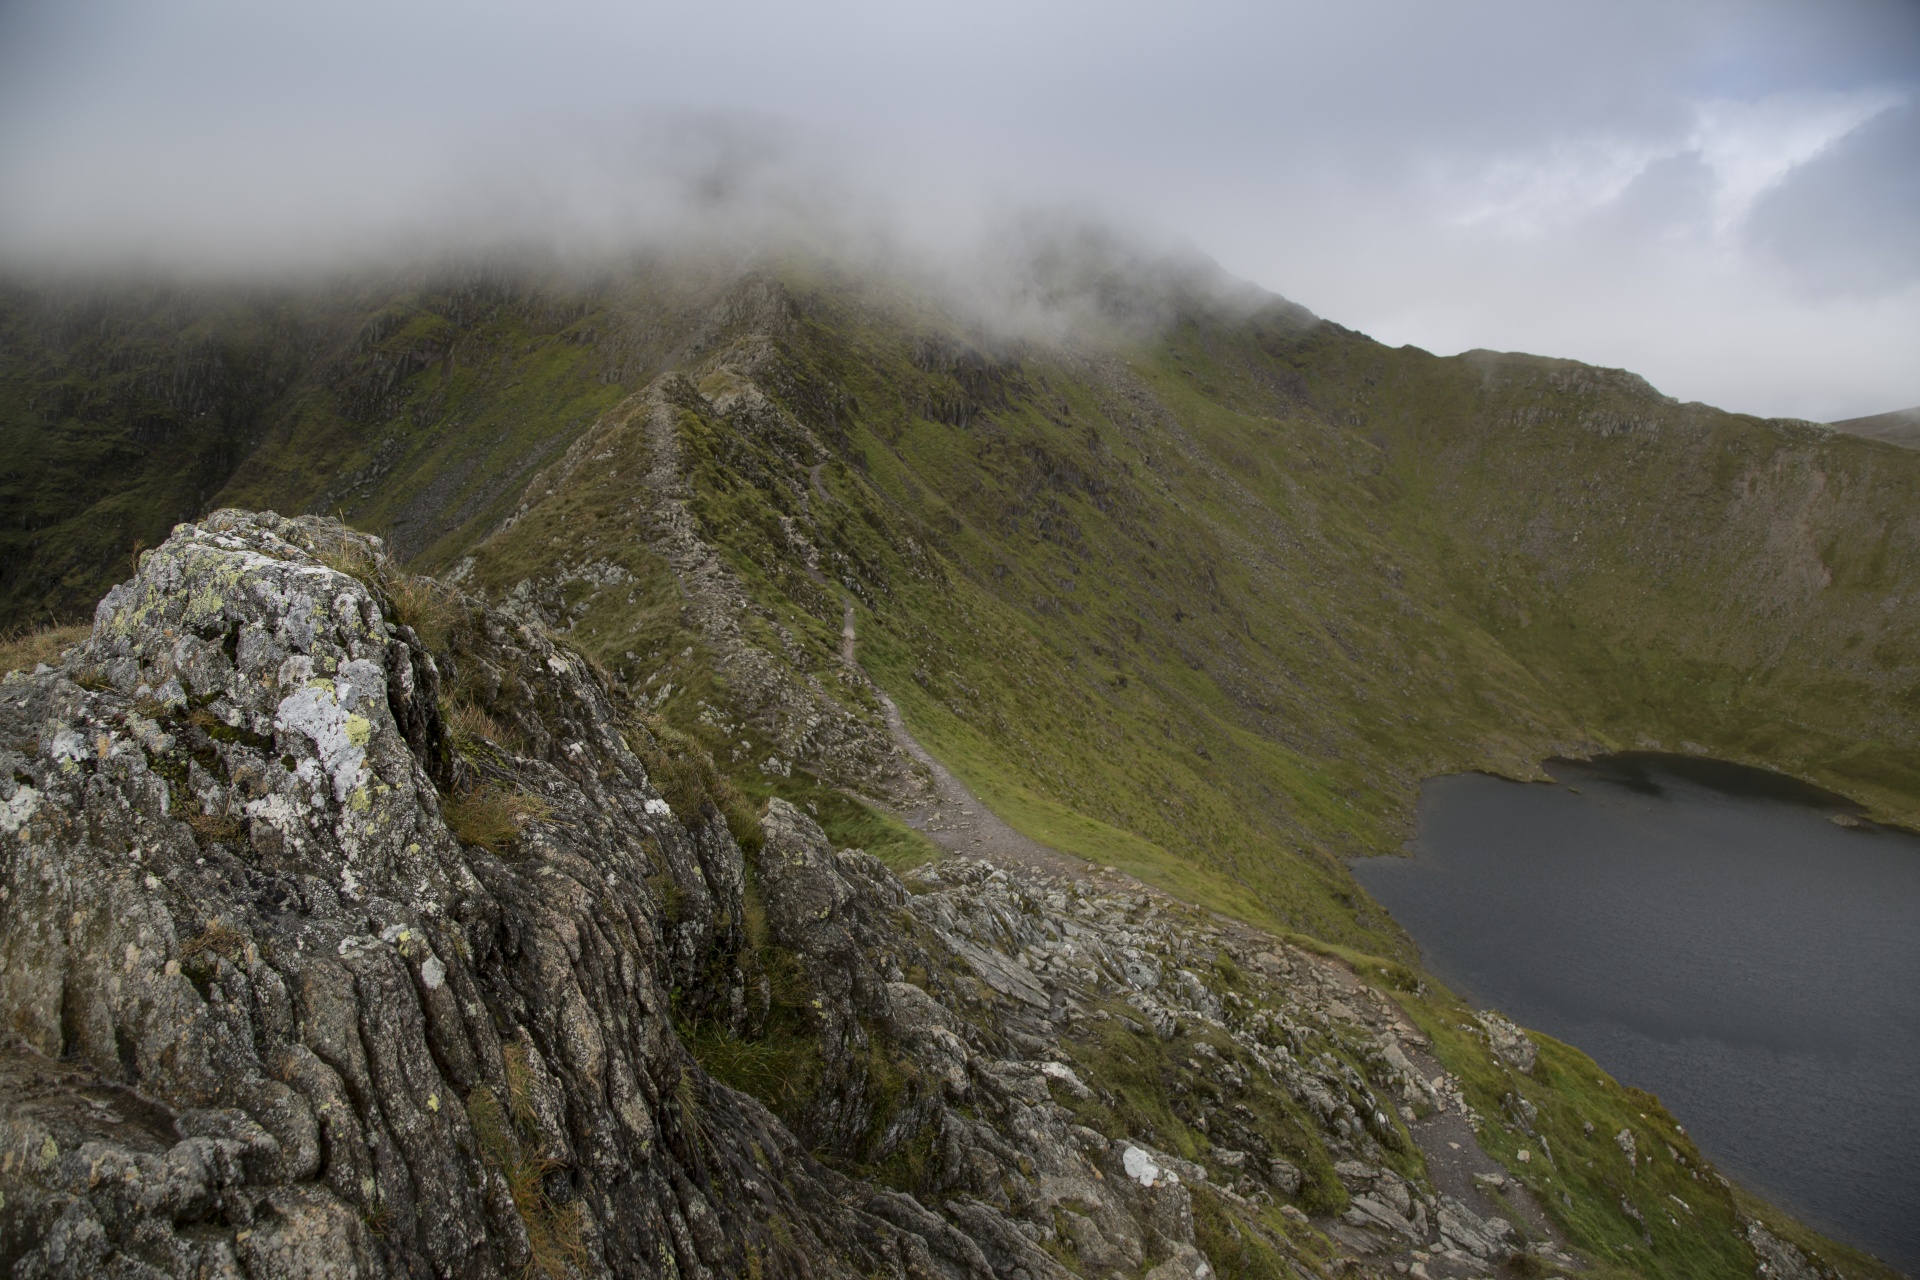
xmin=832 ymin=590 xmax=1116 ymax=882
xmin=870 ymin=686 xmax=1097 ymax=882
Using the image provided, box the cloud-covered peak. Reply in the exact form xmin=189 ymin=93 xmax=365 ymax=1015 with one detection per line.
xmin=0 ymin=0 xmax=1914 ymax=419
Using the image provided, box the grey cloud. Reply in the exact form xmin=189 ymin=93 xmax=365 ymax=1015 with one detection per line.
xmin=0 ymin=0 xmax=1916 ymax=418
xmin=1745 ymin=101 xmax=1920 ymax=297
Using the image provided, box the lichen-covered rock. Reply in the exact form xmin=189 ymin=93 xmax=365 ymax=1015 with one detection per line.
xmin=1473 ymin=1010 xmax=1538 ymax=1075
xmin=0 ymin=513 xmax=1006 ymax=1278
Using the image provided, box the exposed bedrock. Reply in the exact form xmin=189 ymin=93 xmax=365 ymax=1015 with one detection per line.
xmin=0 ymin=513 xmax=1267 ymax=1279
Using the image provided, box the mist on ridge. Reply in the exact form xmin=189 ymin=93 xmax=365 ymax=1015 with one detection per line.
xmin=0 ymin=0 xmax=1916 ymax=417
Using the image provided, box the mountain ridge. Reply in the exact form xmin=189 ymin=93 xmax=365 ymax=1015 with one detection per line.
xmin=1829 ymin=405 xmax=1920 ymax=451
xmin=4 ymin=250 xmax=1917 ymax=1274
xmin=8 ymin=253 xmax=1919 ymax=932
xmin=0 ymin=510 xmax=1894 ymax=1280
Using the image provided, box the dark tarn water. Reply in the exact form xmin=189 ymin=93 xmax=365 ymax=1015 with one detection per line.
xmin=1351 ymin=754 xmax=1920 ymax=1274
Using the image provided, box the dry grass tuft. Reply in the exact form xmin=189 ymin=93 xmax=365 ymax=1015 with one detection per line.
xmin=311 ymin=536 xmax=462 ymax=655
xmin=502 ymin=1040 xmax=546 ymax=1136
xmin=311 ymin=537 xmax=383 ymax=584
xmin=383 ymin=573 xmax=460 ymax=653
xmin=466 ymin=1078 xmax=589 ymax=1278
xmin=184 ymin=808 xmax=248 ymax=845
xmin=179 ymin=919 xmax=249 ymax=965
xmin=446 ymin=699 xmax=526 ymax=754
xmin=0 ymin=622 xmax=89 ymax=676
xmin=443 ymin=783 xmax=550 ymax=855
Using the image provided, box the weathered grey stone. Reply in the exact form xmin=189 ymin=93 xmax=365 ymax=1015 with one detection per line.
xmin=1475 ymin=1010 xmax=1538 ymax=1074
xmin=1746 ymin=1220 xmax=1828 ymax=1280
xmin=0 ymin=515 xmax=1016 ymax=1278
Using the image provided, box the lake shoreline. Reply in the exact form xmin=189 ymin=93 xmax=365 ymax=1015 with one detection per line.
xmin=1351 ymin=755 xmax=1920 ymax=1273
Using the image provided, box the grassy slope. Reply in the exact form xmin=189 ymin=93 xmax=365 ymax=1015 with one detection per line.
xmin=454 ymin=266 xmax=1920 ymax=955
xmin=1306 ymin=338 xmax=1920 ymax=822
xmin=0 ymin=261 xmax=729 ymax=628
xmin=0 ymin=283 xmax=317 ymax=624
xmin=743 ymin=280 xmax=1920 ymax=934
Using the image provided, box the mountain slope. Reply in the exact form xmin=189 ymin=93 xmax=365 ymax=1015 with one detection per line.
xmin=7 ymin=252 xmax=1920 ymax=1275
xmin=1831 ymin=405 xmax=1920 ymax=451
xmin=458 ymin=265 xmax=1920 ymax=944
xmin=0 ymin=262 xmax=735 ymax=625
xmin=7 ymin=256 xmax=1920 ymax=944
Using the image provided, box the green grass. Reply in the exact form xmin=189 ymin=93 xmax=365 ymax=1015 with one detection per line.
xmin=744 ymin=773 xmax=942 ymax=873
xmin=1049 ymin=997 xmax=1358 ymax=1216
xmin=440 ymin=782 xmax=550 ymax=855
xmin=1343 ymin=956 xmax=1904 ymax=1280
xmin=1190 ymin=1186 xmax=1331 ymax=1280
xmin=416 ymin=262 xmax=1920 ymax=963
xmin=0 ymin=266 xmax=730 ymax=628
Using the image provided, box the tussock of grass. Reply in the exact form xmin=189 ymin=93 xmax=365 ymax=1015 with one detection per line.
xmin=0 ymin=622 xmax=87 ymax=676
xmin=632 ymin=716 xmax=764 ymax=853
xmin=445 ymin=698 xmax=524 ymax=754
xmin=310 ymin=535 xmax=384 ymax=586
xmin=178 ymin=919 xmax=249 ymax=965
xmin=681 ymin=1022 xmax=821 ymax=1114
xmin=312 ymin=537 xmax=465 ymax=656
xmin=679 ymin=894 xmax=823 ymax=1122
xmin=1190 ymin=1187 xmax=1308 ymax=1280
xmin=382 ymin=572 xmax=461 ymax=654
xmin=502 ymin=1040 xmax=546 ymax=1137
xmin=184 ymin=808 xmax=247 ymax=845
xmin=466 ymin=1077 xmax=588 ymax=1279
xmin=645 ymin=869 xmax=685 ymax=924
xmin=442 ymin=782 xmax=550 ymax=855
xmin=867 ymin=1123 xmax=938 ymax=1194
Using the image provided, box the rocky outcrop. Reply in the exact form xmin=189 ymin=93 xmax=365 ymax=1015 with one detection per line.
xmin=466 ymin=372 xmax=928 ymax=809
xmin=0 ymin=510 xmax=1558 ymax=1279
xmin=0 ymin=513 xmax=960 ymax=1278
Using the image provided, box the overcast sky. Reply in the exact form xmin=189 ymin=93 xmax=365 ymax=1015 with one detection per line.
xmin=1 ymin=0 xmax=1915 ymax=420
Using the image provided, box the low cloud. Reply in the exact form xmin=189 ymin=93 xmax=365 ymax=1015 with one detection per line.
xmin=0 ymin=0 xmax=1914 ymax=419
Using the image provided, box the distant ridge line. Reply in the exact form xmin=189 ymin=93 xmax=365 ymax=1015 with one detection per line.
xmin=1829 ymin=405 xmax=1920 ymax=450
